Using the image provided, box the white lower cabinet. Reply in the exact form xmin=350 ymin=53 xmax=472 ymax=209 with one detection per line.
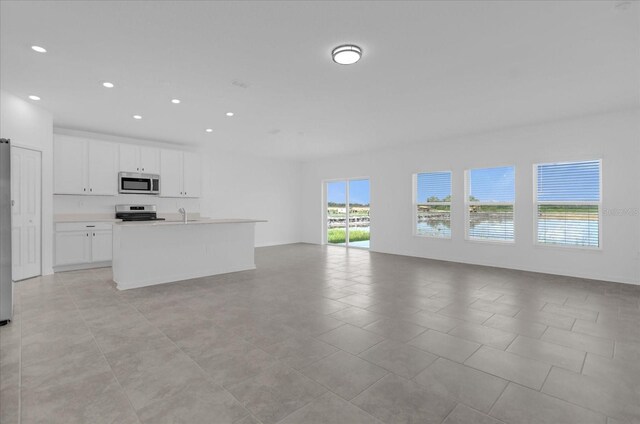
xmin=55 ymin=231 xmax=92 ymax=266
xmin=91 ymin=230 xmax=113 ymax=262
xmin=54 ymin=222 xmax=113 ymax=269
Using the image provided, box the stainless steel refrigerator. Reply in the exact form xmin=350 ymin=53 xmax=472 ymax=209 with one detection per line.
xmin=0 ymin=138 xmax=12 ymax=325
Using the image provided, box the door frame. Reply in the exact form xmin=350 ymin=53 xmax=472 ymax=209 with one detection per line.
xmin=11 ymin=144 xmax=43 ymax=280
xmin=322 ymin=177 xmax=371 ymax=249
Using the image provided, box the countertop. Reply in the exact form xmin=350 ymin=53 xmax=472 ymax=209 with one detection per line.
xmin=54 ymin=212 xmax=203 ymax=223
xmin=55 ymin=214 xmax=122 ymax=223
xmin=114 ymin=218 xmax=267 ymax=227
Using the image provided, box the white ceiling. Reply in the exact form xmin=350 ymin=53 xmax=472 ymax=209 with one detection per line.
xmin=1 ymin=1 xmax=638 ymax=161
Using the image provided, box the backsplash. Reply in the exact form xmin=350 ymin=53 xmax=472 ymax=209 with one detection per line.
xmin=53 ymin=194 xmax=201 ymax=216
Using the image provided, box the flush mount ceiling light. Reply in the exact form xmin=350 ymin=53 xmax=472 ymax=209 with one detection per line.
xmin=332 ymin=44 xmax=362 ymax=65
xmin=28 ymin=95 xmax=41 ymax=101
xmin=132 ymin=115 xmax=142 ymax=120
xmin=171 ymin=99 xmax=181 ymax=104
xmin=205 ymin=128 xmax=213 ymax=133
xmin=226 ymin=112 xmax=234 ymax=117
xmin=102 ymin=81 xmax=115 ymax=88
xmin=31 ymin=45 xmax=47 ymax=53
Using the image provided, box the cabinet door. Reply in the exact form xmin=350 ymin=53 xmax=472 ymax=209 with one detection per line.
xmin=119 ymin=144 xmax=140 ymax=172
xmin=159 ymin=149 xmax=183 ymax=197
xmin=139 ymin=147 xmax=160 ymax=174
xmin=182 ymin=152 xmax=202 ymax=198
xmin=55 ymin=231 xmax=91 ymax=266
xmin=54 ymin=136 xmax=87 ymax=194
xmin=88 ymin=140 xmax=117 ymax=195
xmin=91 ymin=230 xmax=112 ymax=262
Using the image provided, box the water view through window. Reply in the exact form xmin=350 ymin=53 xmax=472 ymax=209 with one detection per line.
xmin=416 ymin=172 xmax=452 ymax=238
xmin=536 ymin=160 xmax=601 ymax=247
xmin=327 ymin=179 xmax=370 ymax=248
xmin=467 ymin=166 xmax=516 ymax=241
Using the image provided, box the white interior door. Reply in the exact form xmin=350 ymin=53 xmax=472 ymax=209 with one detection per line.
xmin=11 ymin=147 xmax=42 ymax=281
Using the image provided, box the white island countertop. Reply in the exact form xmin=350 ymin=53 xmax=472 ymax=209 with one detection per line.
xmin=112 ymin=218 xmax=266 ymax=290
xmin=114 ymin=218 xmax=266 ymax=227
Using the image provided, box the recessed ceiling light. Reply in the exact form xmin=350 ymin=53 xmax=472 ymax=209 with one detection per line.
xmin=205 ymin=128 xmax=213 ymax=133
xmin=28 ymin=95 xmax=41 ymax=101
xmin=226 ymin=112 xmax=234 ymax=117
xmin=31 ymin=45 xmax=47 ymax=53
xmin=171 ymin=99 xmax=181 ymax=104
xmin=133 ymin=115 xmax=142 ymax=120
xmin=102 ymin=81 xmax=115 ymax=88
xmin=332 ymin=44 xmax=362 ymax=65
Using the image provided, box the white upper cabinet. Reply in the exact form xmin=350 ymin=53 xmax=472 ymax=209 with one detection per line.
xmin=139 ymin=147 xmax=160 ymax=174
xmin=118 ymin=144 xmax=139 ymax=173
xmin=87 ymin=140 xmax=117 ymax=195
xmin=118 ymin=144 xmax=160 ymax=174
xmin=160 ymin=149 xmax=183 ymax=197
xmin=183 ymin=152 xmax=202 ymax=198
xmin=54 ymin=136 xmax=87 ymax=195
xmin=54 ymin=135 xmax=117 ymax=195
xmin=160 ymin=149 xmax=202 ymax=198
xmin=54 ymin=135 xmax=198 ymax=198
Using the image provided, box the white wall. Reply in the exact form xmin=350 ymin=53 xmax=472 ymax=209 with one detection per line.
xmin=52 ymin=129 xmax=302 ymax=248
xmin=0 ymin=91 xmax=55 ymax=275
xmin=200 ymin=151 xmax=302 ymax=247
xmin=301 ymin=109 xmax=640 ymax=285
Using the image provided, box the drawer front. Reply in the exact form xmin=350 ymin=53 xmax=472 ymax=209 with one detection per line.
xmin=56 ymin=222 xmax=113 ymax=232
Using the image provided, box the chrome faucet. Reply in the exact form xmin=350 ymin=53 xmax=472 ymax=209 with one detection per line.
xmin=178 ymin=208 xmax=187 ymax=223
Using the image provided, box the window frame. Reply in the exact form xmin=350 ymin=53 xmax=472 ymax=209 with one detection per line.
xmin=464 ymin=165 xmax=516 ymax=244
xmin=533 ymin=159 xmax=602 ymax=251
xmin=413 ymin=171 xmax=452 ymax=239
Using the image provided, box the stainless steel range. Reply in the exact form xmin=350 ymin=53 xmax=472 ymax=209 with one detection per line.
xmin=115 ymin=204 xmax=165 ymax=222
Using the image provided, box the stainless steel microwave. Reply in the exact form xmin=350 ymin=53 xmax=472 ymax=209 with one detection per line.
xmin=118 ymin=172 xmax=160 ymax=195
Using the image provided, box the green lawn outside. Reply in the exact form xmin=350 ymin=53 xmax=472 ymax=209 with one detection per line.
xmin=328 ymin=228 xmax=370 ymax=244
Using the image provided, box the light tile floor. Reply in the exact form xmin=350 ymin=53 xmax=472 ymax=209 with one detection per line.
xmin=1 ymin=243 xmax=639 ymax=424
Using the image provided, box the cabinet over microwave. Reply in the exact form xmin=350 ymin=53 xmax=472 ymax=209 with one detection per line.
xmin=118 ymin=172 xmax=160 ymax=195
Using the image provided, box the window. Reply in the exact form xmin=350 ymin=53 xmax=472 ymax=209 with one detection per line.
xmin=415 ymin=172 xmax=451 ymax=238
xmin=535 ymin=160 xmax=600 ymax=248
xmin=466 ymin=166 xmax=515 ymax=242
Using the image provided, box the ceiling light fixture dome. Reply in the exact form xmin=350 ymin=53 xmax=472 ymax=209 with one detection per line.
xmin=205 ymin=128 xmax=213 ymax=133
xmin=28 ymin=95 xmax=41 ymax=101
xmin=102 ymin=81 xmax=115 ymax=88
xmin=132 ymin=115 xmax=142 ymax=120
xmin=31 ymin=45 xmax=46 ymax=53
xmin=332 ymin=44 xmax=362 ymax=65
xmin=171 ymin=99 xmax=181 ymax=104
xmin=226 ymin=112 xmax=234 ymax=117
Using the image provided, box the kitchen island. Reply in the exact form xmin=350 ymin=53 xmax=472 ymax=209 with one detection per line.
xmin=112 ymin=219 xmax=266 ymax=290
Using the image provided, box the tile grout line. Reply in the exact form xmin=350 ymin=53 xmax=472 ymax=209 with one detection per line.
xmin=539 ymin=364 xmax=554 ymax=392
xmin=62 ymin=281 xmax=144 ymax=424
xmin=579 ymin=352 xmax=588 ymax=374
xmin=126 ymin=296 xmax=271 ymax=423
xmin=487 ymin=380 xmax=511 ymax=416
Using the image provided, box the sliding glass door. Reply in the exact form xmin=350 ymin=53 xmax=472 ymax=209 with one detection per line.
xmin=326 ymin=179 xmax=370 ymax=248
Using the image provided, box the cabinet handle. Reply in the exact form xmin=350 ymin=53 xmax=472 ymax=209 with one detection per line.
xmin=86 ymin=233 xmax=89 ymax=237
xmin=90 ymin=188 xmax=92 ymax=192
xmin=83 ymin=188 xmax=86 ymax=192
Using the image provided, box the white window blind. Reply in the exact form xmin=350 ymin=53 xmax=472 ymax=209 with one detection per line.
xmin=466 ymin=166 xmax=515 ymax=242
xmin=535 ymin=160 xmax=600 ymax=248
xmin=415 ymin=172 xmax=451 ymax=238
